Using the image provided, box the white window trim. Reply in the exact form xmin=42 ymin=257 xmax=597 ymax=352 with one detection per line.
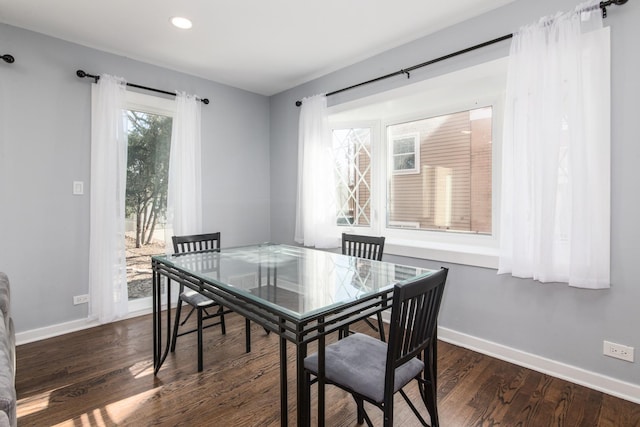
xmin=126 ymin=91 xmax=176 ymax=117
xmin=329 ymin=58 xmax=507 ymax=269
xmin=330 ymin=121 xmax=380 ymax=236
xmin=378 ymin=96 xmax=503 ymax=269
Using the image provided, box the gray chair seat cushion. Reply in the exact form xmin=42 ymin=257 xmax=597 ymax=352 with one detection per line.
xmin=180 ymin=289 xmax=216 ymax=308
xmin=304 ymin=332 xmax=424 ymax=403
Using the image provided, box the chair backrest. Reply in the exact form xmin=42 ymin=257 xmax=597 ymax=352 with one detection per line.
xmin=385 ymin=268 xmax=448 ymax=389
xmin=341 ymin=233 xmax=385 ymax=261
xmin=172 ymin=232 xmax=221 ymax=254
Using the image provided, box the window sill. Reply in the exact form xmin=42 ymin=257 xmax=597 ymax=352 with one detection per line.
xmin=385 ymin=240 xmax=499 ymax=269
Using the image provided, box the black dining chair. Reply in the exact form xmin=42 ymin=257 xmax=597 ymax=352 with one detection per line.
xmin=304 ymin=267 xmax=448 ymax=427
xmin=342 ymin=232 xmax=387 ymax=341
xmin=170 ymin=232 xmax=251 ymax=372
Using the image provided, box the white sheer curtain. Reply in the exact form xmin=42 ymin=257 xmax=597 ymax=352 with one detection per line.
xmin=89 ymin=74 xmax=129 ymax=323
xmin=498 ymin=0 xmax=610 ymax=288
xmin=165 ymin=91 xmax=202 ymax=247
xmin=294 ymin=94 xmax=338 ymax=248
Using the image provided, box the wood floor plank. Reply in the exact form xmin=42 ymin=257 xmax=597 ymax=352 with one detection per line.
xmin=15 ymin=313 xmax=640 ymax=426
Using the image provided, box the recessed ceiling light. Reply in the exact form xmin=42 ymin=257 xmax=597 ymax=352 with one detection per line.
xmin=170 ymin=17 xmax=193 ymax=30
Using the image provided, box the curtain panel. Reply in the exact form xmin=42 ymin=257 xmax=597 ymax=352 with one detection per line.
xmin=89 ymin=74 xmax=130 ymax=323
xmin=294 ymin=94 xmax=338 ymax=248
xmin=498 ymin=0 xmax=610 ymax=288
xmin=165 ymin=91 xmax=203 ymax=247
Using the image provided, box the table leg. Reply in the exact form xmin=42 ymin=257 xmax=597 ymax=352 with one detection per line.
xmin=317 ymin=318 xmax=325 ymax=427
xmin=296 ymin=333 xmax=309 ymax=427
xmin=153 ymin=268 xmax=159 ymax=372
xmin=153 ymin=271 xmax=172 ymax=375
xmin=279 ymin=319 xmax=288 ymax=427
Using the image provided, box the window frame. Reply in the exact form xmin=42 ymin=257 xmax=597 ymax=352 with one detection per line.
xmin=380 ymin=96 xmax=503 ymax=268
xmin=124 ymin=91 xmax=177 ymax=314
xmin=390 ymin=132 xmax=420 ymax=175
xmin=329 ymin=58 xmax=507 ymax=268
xmin=330 ymin=120 xmax=380 ymax=235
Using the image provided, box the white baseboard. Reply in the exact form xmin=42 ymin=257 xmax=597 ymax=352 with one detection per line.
xmin=17 ymin=313 xmax=640 ymax=405
xmin=438 ymin=327 xmax=640 ymax=405
xmin=16 ymin=318 xmax=101 ymax=345
xmin=15 ymin=307 xmax=154 ymax=345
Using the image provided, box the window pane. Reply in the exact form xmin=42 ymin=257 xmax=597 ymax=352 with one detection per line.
xmin=393 ymin=138 xmax=416 ymax=154
xmin=387 ymin=107 xmax=492 ymax=234
xmin=333 ymin=128 xmax=372 ymax=226
xmin=125 ymin=110 xmax=172 ymax=300
xmin=394 ymin=154 xmax=415 ymax=171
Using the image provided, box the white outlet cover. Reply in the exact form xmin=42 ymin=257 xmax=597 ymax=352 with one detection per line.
xmin=603 ymin=340 xmax=635 ymax=362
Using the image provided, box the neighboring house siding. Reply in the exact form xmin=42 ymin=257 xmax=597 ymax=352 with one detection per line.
xmin=388 ymin=110 xmax=492 ymax=233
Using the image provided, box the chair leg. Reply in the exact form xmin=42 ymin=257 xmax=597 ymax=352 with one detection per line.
xmin=197 ymin=307 xmax=204 ymax=372
xmin=422 ymin=368 xmax=439 ymax=426
xmin=400 ymin=388 xmax=429 ymax=426
xmin=376 ymin=312 xmax=386 ymax=342
xmin=339 ymin=326 xmax=349 ymax=340
xmin=355 ymin=397 xmax=365 ymax=425
xmin=245 ymin=318 xmax=251 ymax=353
xmin=360 ymin=407 xmax=375 ymax=427
xmin=180 ymin=306 xmax=196 ymax=326
xmin=383 ymin=397 xmax=394 ymax=427
xmin=218 ymin=305 xmax=226 ymax=335
xmin=304 ymin=372 xmax=312 ymax=423
xmin=170 ymin=298 xmax=183 ymax=352
xmin=423 ymin=346 xmax=439 ymax=427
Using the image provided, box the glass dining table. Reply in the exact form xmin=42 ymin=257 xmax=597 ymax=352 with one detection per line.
xmin=152 ymin=243 xmax=433 ymax=426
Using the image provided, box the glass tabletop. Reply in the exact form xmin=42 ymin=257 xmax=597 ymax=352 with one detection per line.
xmin=153 ymin=243 xmax=432 ymax=320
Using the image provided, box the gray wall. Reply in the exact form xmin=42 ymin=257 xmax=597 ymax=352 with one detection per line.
xmin=1 ymin=0 xmax=637 ymax=393
xmin=269 ymin=0 xmax=640 ymax=388
xmin=0 ymin=24 xmax=271 ymax=332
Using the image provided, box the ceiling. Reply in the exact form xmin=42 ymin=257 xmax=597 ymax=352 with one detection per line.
xmin=0 ymin=0 xmax=513 ymax=96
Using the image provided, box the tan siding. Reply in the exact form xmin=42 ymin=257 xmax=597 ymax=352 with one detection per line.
xmin=388 ymin=109 xmax=492 ymax=233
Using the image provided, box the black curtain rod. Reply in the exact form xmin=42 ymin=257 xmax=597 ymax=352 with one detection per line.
xmin=76 ymin=70 xmax=209 ymax=104
xmin=295 ymin=0 xmax=627 ymax=107
xmin=600 ymin=0 xmax=628 ymax=18
xmin=295 ymin=33 xmax=513 ymax=107
xmin=1 ymin=54 xmax=15 ymax=64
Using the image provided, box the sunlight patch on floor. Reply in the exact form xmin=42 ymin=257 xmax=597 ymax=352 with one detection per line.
xmin=104 ymin=387 xmax=161 ymax=424
xmin=128 ymin=359 xmax=155 ymax=379
xmin=17 ymin=387 xmax=57 ymax=417
xmin=18 ymin=371 xmax=164 ymax=426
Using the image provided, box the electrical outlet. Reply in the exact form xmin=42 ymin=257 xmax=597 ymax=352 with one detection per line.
xmin=73 ymin=294 xmax=89 ymax=305
xmin=603 ymin=341 xmax=634 ymax=362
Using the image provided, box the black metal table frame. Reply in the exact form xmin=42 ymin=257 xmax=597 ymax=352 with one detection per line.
xmin=152 ymin=256 xmax=393 ymax=427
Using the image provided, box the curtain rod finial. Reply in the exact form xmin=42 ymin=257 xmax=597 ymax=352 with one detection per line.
xmin=1 ymin=54 xmax=14 ymax=64
xmin=77 ymin=69 xmax=99 ymax=83
xmin=296 ymin=100 xmax=302 ymax=107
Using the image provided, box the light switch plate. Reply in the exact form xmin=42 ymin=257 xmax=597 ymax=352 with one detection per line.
xmin=73 ymin=181 xmax=84 ymax=195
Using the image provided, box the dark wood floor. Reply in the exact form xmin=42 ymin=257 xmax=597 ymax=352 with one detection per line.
xmin=16 ymin=312 xmax=640 ymax=426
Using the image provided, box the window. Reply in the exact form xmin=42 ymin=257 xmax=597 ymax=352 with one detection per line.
xmin=328 ymin=58 xmax=507 ymax=267
xmin=390 ymin=133 xmax=419 ymax=174
xmin=387 ymin=107 xmax=492 ymax=234
xmin=332 ymin=127 xmax=373 ymax=227
xmin=124 ymin=92 xmax=176 ymax=313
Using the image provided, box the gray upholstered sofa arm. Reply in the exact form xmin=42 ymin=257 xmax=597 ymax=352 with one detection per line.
xmin=0 ymin=273 xmax=16 ymax=427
